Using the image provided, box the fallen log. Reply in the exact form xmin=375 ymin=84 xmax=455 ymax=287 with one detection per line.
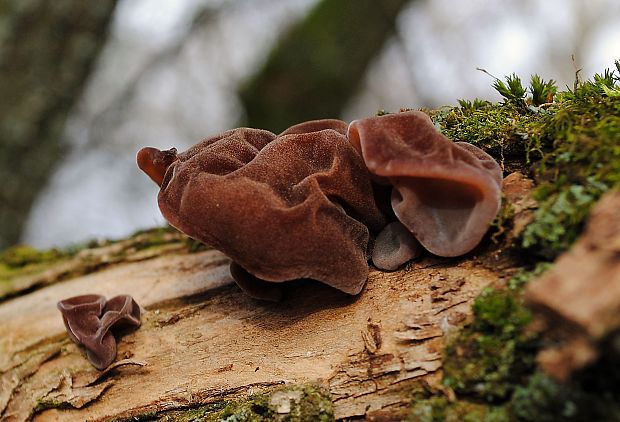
xmin=0 ymin=226 xmax=513 ymax=421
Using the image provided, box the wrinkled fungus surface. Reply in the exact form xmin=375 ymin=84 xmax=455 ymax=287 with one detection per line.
xmin=138 ymin=123 xmax=385 ymax=296
xmin=348 ymin=111 xmax=502 ymax=257
xmin=57 ymin=294 xmax=141 ymax=370
xmin=139 ymin=112 xmax=502 ymax=297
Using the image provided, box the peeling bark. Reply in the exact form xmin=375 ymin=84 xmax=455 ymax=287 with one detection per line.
xmin=526 ymin=189 xmax=620 ymax=381
xmin=0 ymin=229 xmax=190 ymax=302
xmin=0 ymin=255 xmax=510 ymax=421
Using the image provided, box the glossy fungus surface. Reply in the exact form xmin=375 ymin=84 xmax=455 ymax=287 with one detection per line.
xmin=137 ymin=147 xmax=178 ymax=186
xmin=138 ymin=123 xmax=385 ymax=296
xmin=348 ymin=111 xmax=502 ymax=257
xmin=57 ymin=294 xmax=141 ymax=370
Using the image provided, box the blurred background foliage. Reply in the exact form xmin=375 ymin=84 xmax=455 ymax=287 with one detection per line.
xmin=0 ymin=0 xmax=619 ymax=249
xmin=240 ymin=0 xmax=409 ymax=132
xmin=0 ymin=0 xmax=117 ymax=248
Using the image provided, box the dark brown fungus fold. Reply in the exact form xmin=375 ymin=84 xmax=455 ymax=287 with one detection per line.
xmin=57 ymin=294 xmax=141 ymax=370
xmin=138 ymin=124 xmax=385 ymax=296
xmin=372 ymin=221 xmax=424 ymax=271
xmin=58 ymin=294 xmax=106 ymax=345
xmin=348 ymin=111 xmax=502 ymax=257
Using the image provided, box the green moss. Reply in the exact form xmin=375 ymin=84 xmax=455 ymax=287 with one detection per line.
xmin=409 ymin=396 xmax=508 ymax=422
xmin=521 ymin=182 xmax=602 ymax=255
xmin=113 ymin=384 xmax=333 ymax=422
xmin=203 ymin=384 xmax=333 ymax=422
xmin=430 ymin=102 xmax=535 ymax=168
xmin=488 ymin=196 xmax=515 ymax=244
xmin=431 ymin=64 xmax=620 ymax=418
xmin=509 ymin=370 xmax=620 ymax=421
xmin=0 ymin=244 xmax=66 ymax=268
xmin=520 ymin=91 xmax=620 ymax=257
xmin=143 ymin=402 xmax=226 ymax=422
xmin=208 ymin=392 xmax=273 ymax=422
xmin=0 ymin=244 xmax=72 ymax=294
xmin=439 ymin=257 xmax=620 ymax=420
xmin=443 ymin=288 xmax=538 ymax=402
xmin=442 ymin=264 xmax=551 ymax=403
xmin=294 ymin=384 xmax=335 ymax=422
xmin=431 ymin=63 xmax=620 ymax=258
xmin=507 ymin=263 xmax=553 ymax=290
xmin=33 ymin=398 xmax=67 ymax=413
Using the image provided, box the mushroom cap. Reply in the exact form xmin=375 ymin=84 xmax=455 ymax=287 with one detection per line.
xmin=154 ymin=126 xmax=385 ymax=295
xmin=348 ymin=111 xmax=502 ymax=257
xmin=57 ymin=295 xmax=141 ymax=370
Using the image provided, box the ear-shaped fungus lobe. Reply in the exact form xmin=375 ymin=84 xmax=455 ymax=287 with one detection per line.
xmin=348 ymin=111 xmax=502 ymax=257
xmin=57 ymin=295 xmax=141 ymax=370
xmin=157 ymin=127 xmax=385 ymax=295
xmin=137 ymin=147 xmax=178 ymax=186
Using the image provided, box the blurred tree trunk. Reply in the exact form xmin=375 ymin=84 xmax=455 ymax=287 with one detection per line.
xmin=0 ymin=0 xmax=117 ymax=248
xmin=239 ymin=0 xmax=411 ymax=133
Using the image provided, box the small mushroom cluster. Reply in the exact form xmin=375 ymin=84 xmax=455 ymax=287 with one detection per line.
xmin=57 ymin=294 xmax=141 ymax=369
xmin=138 ymin=111 xmax=502 ymax=299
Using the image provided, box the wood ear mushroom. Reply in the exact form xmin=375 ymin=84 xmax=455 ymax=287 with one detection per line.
xmin=138 ymin=112 xmax=502 ymax=296
xmin=348 ymin=111 xmax=502 ymax=264
xmin=138 ymin=123 xmax=385 ymax=299
xmin=57 ymin=294 xmax=141 ymax=370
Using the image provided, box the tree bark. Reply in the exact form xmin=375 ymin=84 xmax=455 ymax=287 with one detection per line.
xmin=10 ymin=170 xmax=619 ymax=420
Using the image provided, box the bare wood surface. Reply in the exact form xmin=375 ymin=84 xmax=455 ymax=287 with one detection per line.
xmin=0 ymin=247 xmax=509 ymax=421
